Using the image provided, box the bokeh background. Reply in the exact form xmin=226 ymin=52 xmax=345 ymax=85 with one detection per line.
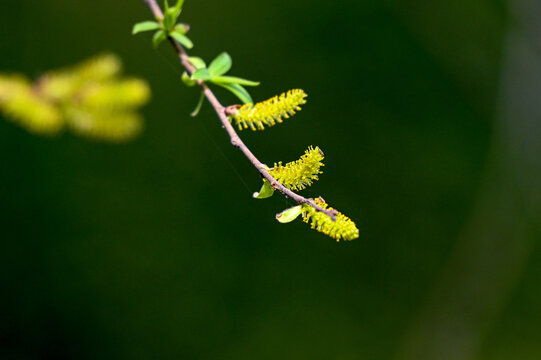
xmin=1 ymin=0 xmax=541 ymax=359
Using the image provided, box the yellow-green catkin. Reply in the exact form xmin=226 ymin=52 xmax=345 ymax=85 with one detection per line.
xmin=0 ymin=75 xmax=62 ymax=134
xmin=229 ymin=89 xmax=307 ymax=131
xmin=269 ymin=146 xmax=324 ymax=191
xmin=65 ymin=107 xmax=142 ymax=142
xmin=79 ymin=79 xmax=150 ymax=110
xmin=39 ymin=53 xmax=122 ymax=101
xmin=302 ymin=198 xmax=359 ymax=241
xmin=0 ymin=54 xmax=150 ymax=142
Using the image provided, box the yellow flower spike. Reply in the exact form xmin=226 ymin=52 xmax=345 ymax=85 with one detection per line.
xmin=80 ymin=78 xmax=151 ymax=110
xmin=40 ymin=53 xmax=122 ymax=101
xmin=65 ymin=107 xmax=142 ymax=142
xmin=269 ymin=146 xmax=324 ymax=191
xmin=71 ymin=53 xmax=122 ymax=82
xmin=0 ymin=75 xmax=62 ymax=134
xmin=229 ymin=89 xmax=307 ymax=131
xmin=0 ymin=74 xmax=30 ymax=100
xmin=302 ymin=198 xmax=359 ymax=241
xmin=0 ymin=53 xmax=149 ymax=142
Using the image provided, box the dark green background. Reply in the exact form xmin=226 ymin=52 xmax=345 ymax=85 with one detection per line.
xmin=1 ymin=1 xmax=540 ymax=359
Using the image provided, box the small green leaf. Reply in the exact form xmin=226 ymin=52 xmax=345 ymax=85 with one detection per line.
xmin=253 ymin=180 xmax=274 ymax=199
xmin=191 ymin=92 xmax=205 ymax=117
xmin=174 ymin=0 xmax=185 ymax=14
xmin=208 ymin=52 xmax=232 ymax=77
xmin=215 ymin=83 xmax=253 ymax=104
xmin=174 ymin=23 xmax=189 ymax=35
xmin=132 ymin=21 xmax=161 ymax=35
xmin=188 ymin=57 xmax=206 ymax=70
xmin=163 ymin=17 xmax=173 ymax=32
xmin=163 ymin=0 xmax=183 ymax=31
xmin=276 ymin=205 xmax=303 ymax=223
xmin=181 ymin=72 xmax=196 ymax=87
xmin=211 ymin=76 xmax=260 ymax=87
xmin=163 ymin=9 xmax=176 ymax=32
xmin=152 ymin=30 xmax=166 ymax=47
xmin=170 ymin=31 xmax=193 ymax=49
xmin=191 ymin=68 xmax=211 ymax=81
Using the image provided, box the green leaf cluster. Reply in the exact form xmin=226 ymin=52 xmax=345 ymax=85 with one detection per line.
xmin=180 ymin=53 xmax=259 ymax=116
xmin=186 ymin=53 xmax=259 ymax=105
xmin=134 ymin=5 xmax=259 ymax=113
xmin=132 ymin=0 xmax=192 ymax=49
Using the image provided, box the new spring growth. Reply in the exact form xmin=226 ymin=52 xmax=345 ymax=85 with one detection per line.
xmin=228 ymin=89 xmax=307 ymax=131
xmin=132 ymin=0 xmax=193 ymax=49
xmin=139 ymin=0 xmax=359 ymax=242
xmin=0 ymin=54 xmax=150 ymax=142
xmin=185 ymin=53 xmax=260 ymax=112
xmin=270 ymin=146 xmax=324 ymax=191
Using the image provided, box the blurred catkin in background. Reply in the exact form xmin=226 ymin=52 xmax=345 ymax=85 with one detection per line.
xmin=0 ymin=54 xmax=150 ymax=142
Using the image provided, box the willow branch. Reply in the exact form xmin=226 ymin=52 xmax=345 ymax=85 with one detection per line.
xmin=143 ymin=0 xmax=337 ymax=220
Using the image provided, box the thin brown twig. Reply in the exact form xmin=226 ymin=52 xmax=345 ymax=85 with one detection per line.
xmin=143 ymin=0 xmax=337 ymax=220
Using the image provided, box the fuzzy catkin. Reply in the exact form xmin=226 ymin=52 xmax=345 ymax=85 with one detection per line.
xmin=229 ymin=89 xmax=307 ymax=131
xmin=0 ymin=54 xmax=149 ymax=142
xmin=302 ymin=198 xmax=359 ymax=241
xmin=269 ymin=146 xmax=324 ymax=191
